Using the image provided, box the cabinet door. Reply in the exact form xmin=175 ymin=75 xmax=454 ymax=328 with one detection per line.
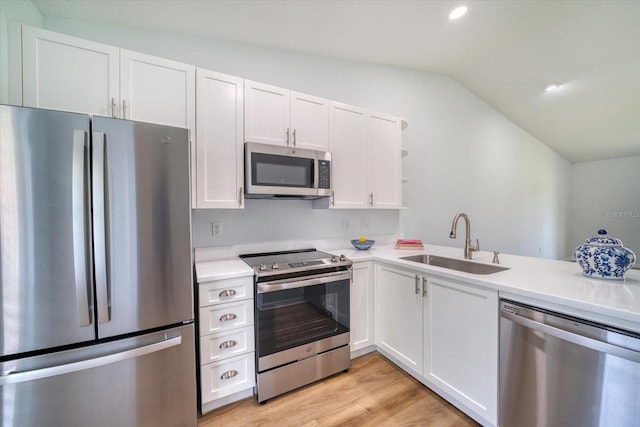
xmin=350 ymin=261 xmax=375 ymax=354
xmin=195 ymin=69 xmax=244 ymax=209
xmin=290 ymin=91 xmax=329 ymax=151
xmin=368 ymin=112 xmax=402 ymax=209
xmin=120 ymin=49 xmax=195 ymax=130
xmin=329 ymin=102 xmax=369 ymax=208
xmin=22 ymin=25 xmax=119 ymax=117
xmin=375 ymin=264 xmax=423 ymax=374
xmin=244 ymin=80 xmax=290 ymax=146
xmin=424 ymin=276 xmax=498 ymax=425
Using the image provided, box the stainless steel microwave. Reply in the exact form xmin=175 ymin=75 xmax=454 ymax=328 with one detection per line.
xmin=245 ymin=142 xmax=332 ymax=199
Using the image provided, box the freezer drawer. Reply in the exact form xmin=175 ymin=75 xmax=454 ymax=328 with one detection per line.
xmin=0 ymin=324 xmax=197 ymax=427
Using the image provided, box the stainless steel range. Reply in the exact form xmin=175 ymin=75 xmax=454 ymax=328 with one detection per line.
xmin=240 ymin=249 xmax=352 ymax=403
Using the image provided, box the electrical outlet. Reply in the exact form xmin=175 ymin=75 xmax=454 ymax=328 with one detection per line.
xmin=212 ymin=221 xmax=222 ymax=236
xmin=342 ymin=218 xmax=350 ymax=229
xmin=360 ymin=217 xmax=370 ymax=229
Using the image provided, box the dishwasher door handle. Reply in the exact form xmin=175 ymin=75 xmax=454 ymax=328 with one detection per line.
xmin=501 ymin=309 xmax=640 ymax=363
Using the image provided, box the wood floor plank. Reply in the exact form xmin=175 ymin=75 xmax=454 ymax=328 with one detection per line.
xmin=198 ymin=352 xmax=479 ymax=427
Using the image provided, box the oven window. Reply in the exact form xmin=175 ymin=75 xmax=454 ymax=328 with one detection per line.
xmin=251 ymin=153 xmax=314 ymax=188
xmin=256 ymin=280 xmax=349 ymax=357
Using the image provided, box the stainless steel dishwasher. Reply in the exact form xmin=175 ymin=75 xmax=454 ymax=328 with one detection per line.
xmin=499 ymin=300 xmax=640 ymax=427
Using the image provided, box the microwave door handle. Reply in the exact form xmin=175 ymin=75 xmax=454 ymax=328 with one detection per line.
xmin=314 ymin=158 xmax=320 ymax=190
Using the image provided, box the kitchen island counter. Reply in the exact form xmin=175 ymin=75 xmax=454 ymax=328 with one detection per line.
xmin=332 ymin=244 xmax=640 ymax=333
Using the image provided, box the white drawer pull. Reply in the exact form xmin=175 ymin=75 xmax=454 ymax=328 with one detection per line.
xmin=219 ymin=313 xmax=237 ymax=322
xmin=218 ymin=289 xmax=236 ymax=298
xmin=220 ymin=370 xmax=238 ymax=380
xmin=219 ymin=340 xmax=237 ymax=350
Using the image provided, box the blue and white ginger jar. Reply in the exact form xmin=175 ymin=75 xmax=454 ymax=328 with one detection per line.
xmin=574 ymin=229 xmax=636 ymax=280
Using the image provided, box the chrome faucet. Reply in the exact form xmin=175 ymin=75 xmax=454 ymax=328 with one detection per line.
xmin=449 ymin=212 xmax=480 ymax=259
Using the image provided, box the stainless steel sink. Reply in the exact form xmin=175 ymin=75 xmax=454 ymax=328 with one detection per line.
xmin=400 ymin=254 xmax=510 ymax=275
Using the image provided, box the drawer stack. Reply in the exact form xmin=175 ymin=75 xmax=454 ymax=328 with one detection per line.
xmin=197 ymin=266 xmax=255 ymax=413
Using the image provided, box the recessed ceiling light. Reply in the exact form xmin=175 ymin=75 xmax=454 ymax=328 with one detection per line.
xmin=544 ymin=84 xmax=561 ymax=92
xmin=449 ymin=5 xmax=468 ymax=20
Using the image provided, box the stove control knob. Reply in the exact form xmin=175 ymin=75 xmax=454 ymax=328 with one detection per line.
xmin=271 ymin=263 xmax=280 ymax=270
xmin=259 ymin=264 xmax=268 ymax=271
xmin=339 ymin=254 xmax=347 ymax=262
xmin=330 ymin=255 xmax=338 ymax=262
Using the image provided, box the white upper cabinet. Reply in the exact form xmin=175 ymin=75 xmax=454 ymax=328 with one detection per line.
xmin=317 ymin=102 xmax=404 ymax=209
xmin=194 ymin=69 xmax=244 ymax=209
xmin=244 ymin=80 xmax=289 ymax=146
xmin=326 ymin=101 xmax=369 ymax=209
xmin=244 ymin=80 xmax=329 ymax=150
xmin=290 ymin=91 xmax=329 ymax=151
xmin=368 ymin=112 xmax=402 ymax=209
xmin=22 ymin=25 xmax=119 ymax=117
xmin=21 ymin=25 xmax=195 ymax=132
xmin=119 ymin=49 xmax=195 ymax=130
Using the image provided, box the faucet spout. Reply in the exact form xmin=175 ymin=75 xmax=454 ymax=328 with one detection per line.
xmin=449 ymin=212 xmax=479 ymax=259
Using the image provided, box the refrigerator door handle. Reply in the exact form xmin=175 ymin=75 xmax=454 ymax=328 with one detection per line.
xmin=92 ymin=131 xmax=110 ymax=324
xmin=0 ymin=334 xmax=182 ymax=386
xmin=72 ymin=130 xmax=91 ymax=326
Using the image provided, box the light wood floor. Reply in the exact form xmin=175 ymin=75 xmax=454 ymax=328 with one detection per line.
xmin=198 ymin=352 xmax=479 ymax=427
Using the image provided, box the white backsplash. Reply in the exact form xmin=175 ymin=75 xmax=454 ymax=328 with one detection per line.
xmin=192 ymin=198 xmax=402 ymax=255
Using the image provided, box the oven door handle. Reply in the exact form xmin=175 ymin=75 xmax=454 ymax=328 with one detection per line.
xmin=257 ymin=270 xmax=352 ymax=293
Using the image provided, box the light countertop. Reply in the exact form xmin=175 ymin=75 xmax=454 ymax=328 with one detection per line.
xmin=330 ymin=244 xmax=640 ymax=333
xmin=194 ymin=243 xmax=640 ymax=333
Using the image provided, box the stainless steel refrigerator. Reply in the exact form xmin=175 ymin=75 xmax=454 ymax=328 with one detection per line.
xmin=0 ymin=105 xmax=196 ymax=426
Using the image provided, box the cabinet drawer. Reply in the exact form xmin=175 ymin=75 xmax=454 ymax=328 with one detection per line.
xmin=200 ymin=326 xmax=255 ymax=364
xmin=199 ymin=276 xmax=253 ymax=307
xmin=201 ymin=352 xmax=256 ymax=403
xmin=199 ymin=299 xmax=254 ymax=336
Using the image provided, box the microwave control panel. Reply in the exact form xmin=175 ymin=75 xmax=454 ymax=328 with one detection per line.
xmin=318 ymin=160 xmax=331 ymax=189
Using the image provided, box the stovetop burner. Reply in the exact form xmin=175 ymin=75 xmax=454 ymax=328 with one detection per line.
xmin=239 ymin=248 xmax=351 ymax=277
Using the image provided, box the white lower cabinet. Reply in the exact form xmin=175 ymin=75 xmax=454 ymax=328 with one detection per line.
xmin=197 ymin=274 xmax=255 ymax=414
xmin=350 ymin=261 xmax=375 ymax=356
xmin=375 ymin=263 xmax=424 ymax=374
xmin=375 ymin=262 xmax=498 ymax=426
xmin=424 ymin=276 xmax=498 ymax=426
xmin=200 ymin=352 xmax=256 ymax=404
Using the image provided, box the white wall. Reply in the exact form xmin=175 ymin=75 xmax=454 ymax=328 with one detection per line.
xmin=8 ymin=11 xmax=572 ymax=257
xmin=571 ymin=156 xmax=640 ymax=257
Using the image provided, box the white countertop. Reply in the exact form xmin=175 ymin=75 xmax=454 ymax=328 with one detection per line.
xmin=193 ymin=243 xmax=640 ymax=333
xmin=331 ymin=244 xmax=640 ymax=333
xmin=195 ymin=259 xmax=254 ymax=282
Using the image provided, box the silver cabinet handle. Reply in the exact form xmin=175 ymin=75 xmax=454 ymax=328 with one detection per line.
xmin=122 ymin=99 xmax=127 ymax=120
xmin=219 ymin=313 xmax=237 ymax=322
xmin=218 ymin=289 xmax=236 ymax=298
xmin=0 ymin=335 xmax=181 ymax=386
xmin=292 ymin=128 xmax=297 ymax=146
xmin=219 ymin=340 xmax=237 ymax=350
xmin=220 ymin=370 xmax=238 ymax=380
xmin=369 ymin=193 xmax=374 ymax=207
xmin=72 ymin=130 xmax=91 ymax=327
xmin=415 ymin=275 xmax=420 ymax=295
xmin=422 ymin=277 xmax=428 ymax=297
xmin=501 ymin=309 xmax=640 ymax=363
xmin=286 ymin=127 xmax=290 ymax=145
xmin=238 ymin=186 xmax=243 ymax=207
xmin=92 ymin=131 xmax=110 ymax=324
xmin=111 ymin=98 xmax=117 ymax=118
xmin=331 ymin=190 xmax=335 ymax=206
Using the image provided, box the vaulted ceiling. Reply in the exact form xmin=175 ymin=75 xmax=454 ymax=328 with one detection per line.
xmin=32 ymin=0 xmax=640 ymax=163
